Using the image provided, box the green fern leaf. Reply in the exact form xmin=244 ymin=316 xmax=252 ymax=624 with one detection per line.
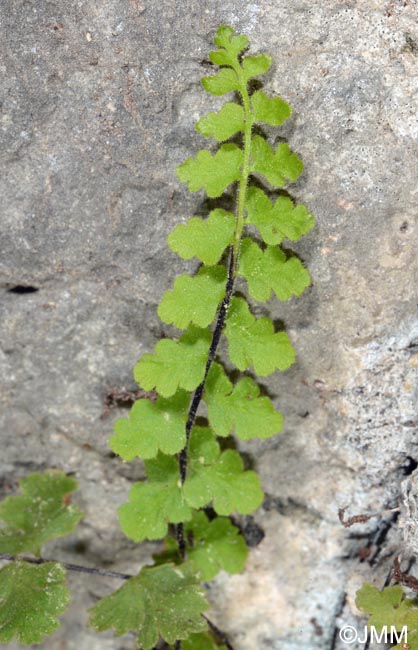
xmin=158 ymin=266 xmax=227 ymax=329
xmin=0 ymin=561 xmax=70 ymax=645
xmin=186 ymin=511 xmax=248 ymax=581
xmin=356 ymin=584 xmax=404 ymax=628
xmin=238 ymin=238 xmax=311 ymax=302
xmin=251 ymin=135 xmax=303 ymax=187
xmin=110 ymin=391 xmax=189 ymax=461
xmin=167 ymin=209 xmax=235 ymax=265
xmin=0 ymin=471 xmax=82 ymax=556
xmin=210 ymin=25 xmax=249 ymax=65
xmin=201 ymin=68 xmax=241 ymax=95
xmin=184 ymin=427 xmax=264 ymax=515
xmin=176 ymin=144 xmax=243 ymax=197
xmin=118 ymin=454 xmax=192 ymax=541
xmin=356 ymin=584 xmax=418 ymax=631
xmin=251 ymin=89 xmax=292 ymax=126
xmin=204 ymin=362 xmax=283 ymax=439
xmin=196 ymin=103 xmax=244 ymax=141
xmin=134 ymin=327 xmax=211 ymax=397
xmin=224 ymin=297 xmax=295 ymax=375
xmin=89 ymin=563 xmax=208 ymax=650
xmin=246 ymin=186 xmax=315 ymax=245
xmin=242 ymin=54 xmax=272 ymax=81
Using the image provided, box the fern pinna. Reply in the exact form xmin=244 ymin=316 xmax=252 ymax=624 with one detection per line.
xmin=0 ymin=26 xmax=314 ymax=649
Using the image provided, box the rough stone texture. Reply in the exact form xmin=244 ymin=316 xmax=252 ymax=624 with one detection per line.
xmin=1 ymin=0 xmax=417 ymax=648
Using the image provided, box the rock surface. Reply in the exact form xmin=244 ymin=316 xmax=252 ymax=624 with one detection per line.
xmin=1 ymin=0 xmax=417 ymax=648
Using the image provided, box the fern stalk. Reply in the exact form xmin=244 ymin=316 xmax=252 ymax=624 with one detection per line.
xmin=177 ymin=248 xmax=235 ymax=558
xmin=176 ymin=55 xmax=254 ymax=561
xmin=233 ymin=68 xmax=253 ymax=269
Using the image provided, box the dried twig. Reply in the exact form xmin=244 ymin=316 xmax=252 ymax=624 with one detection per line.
xmin=338 ymin=506 xmax=399 ymax=528
xmin=393 ymin=556 xmax=418 ymax=593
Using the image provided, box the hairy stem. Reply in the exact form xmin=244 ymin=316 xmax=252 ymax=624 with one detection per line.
xmin=175 ymin=75 xmax=254 ymax=560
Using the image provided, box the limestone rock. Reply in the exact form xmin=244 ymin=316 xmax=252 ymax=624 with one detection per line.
xmin=1 ymin=0 xmax=417 ymax=648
